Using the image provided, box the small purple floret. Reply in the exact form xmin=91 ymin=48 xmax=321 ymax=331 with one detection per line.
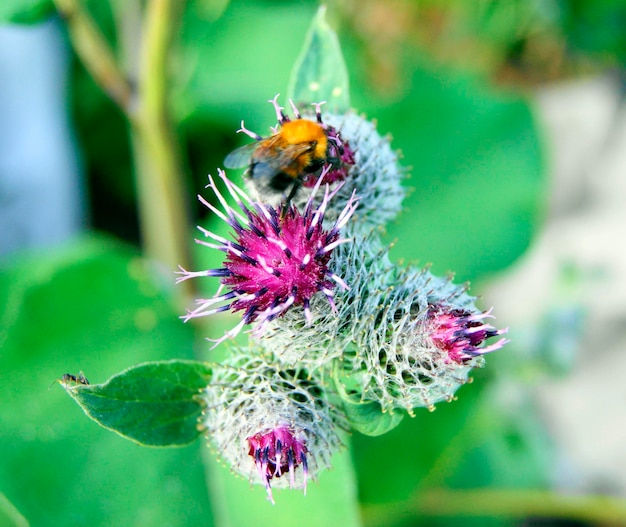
xmin=428 ymin=306 xmax=509 ymax=363
xmin=303 ymin=125 xmax=356 ymax=188
xmin=247 ymin=426 xmax=309 ymax=504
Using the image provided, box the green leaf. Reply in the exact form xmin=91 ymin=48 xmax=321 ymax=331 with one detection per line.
xmin=61 ymin=359 xmax=212 ymax=447
xmin=335 ymin=373 xmax=404 ymax=436
xmin=176 ymin=4 xmax=315 ymax=120
xmin=287 ymin=5 xmax=350 ymax=112
xmin=0 ymin=0 xmax=54 ymax=24
xmin=0 ymin=235 xmax=214 ymax=526
xmin=342 ymin=399 xmax=405 ymax=437
xmin=354 ymin=65 xmax=545 ymax=283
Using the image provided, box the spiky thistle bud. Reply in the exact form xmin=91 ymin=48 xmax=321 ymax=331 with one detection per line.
xmin=201 ymin=354 xmax=344 ymax=503
xmin=258 ymin=231 xmax=394 ymax=368
xmin=346 ymin=266 xmax=508 ymax=413
xmin=318 ymin=112 xmax=406 ymax=232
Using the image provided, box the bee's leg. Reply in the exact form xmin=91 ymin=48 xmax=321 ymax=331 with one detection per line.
xmin=284 ymin=181 xmax=302 ymax=206
xmin=326 ymin=156 xmax=341 ymax=166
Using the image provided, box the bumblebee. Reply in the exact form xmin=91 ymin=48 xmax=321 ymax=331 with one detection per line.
xmin=224 ymin=98 xmax=343 ymax=203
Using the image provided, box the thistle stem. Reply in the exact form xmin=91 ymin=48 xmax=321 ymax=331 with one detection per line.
xmin=54 ymin=0 xmax=194 ymax=303
xmin=52 ymin=0 xmax=133 ymax=112
xmin=128 ymin=0 xmax=193 ymax=301
xmin=362 ymin=489 xmax=626 ymax=526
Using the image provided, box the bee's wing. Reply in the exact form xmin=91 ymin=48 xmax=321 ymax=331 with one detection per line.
xmin=254 ymin=142 xmax=316 ymax=179
xmin=223 ymin=142 xmax=259 ymax=169
xmin=276 ymin=142 xmax=315 ymax=160
xmin=225 ymin=138 xmax=314 ymax=172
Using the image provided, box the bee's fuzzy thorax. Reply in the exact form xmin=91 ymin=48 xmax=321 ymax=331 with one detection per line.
xmin=280 ymin=119 xmax=328 ymax=153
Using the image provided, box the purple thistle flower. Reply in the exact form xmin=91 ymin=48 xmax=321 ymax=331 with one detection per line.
xmin=428 ymin=305 xmax=509 ymax=364
xmin=177 ymin=168 xmax=358 ymax=343
xmin=247 ymin=425 xmax=309 ymax=504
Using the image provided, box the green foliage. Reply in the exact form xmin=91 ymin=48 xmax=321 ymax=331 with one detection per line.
xmin=559 ymin=0 xmax=626 ymax=65
xmin=0 ymin=493 xmax=28 ymax=527
xmin=341 ymin=399 xmax=405 ymax=437
xmin=206 ymin=446 xmax=361 ymax=527
xmin=355 ymin=66 xmax=545 ymax=282
xmin=353 ymin=366 xmax=553 ymax=525
xmin=287 ymin=5 xmax=351 ymax=112
xmin=61 ymin=360 xmax=212 ymax=447
xmin=0 ymin=0 xmax=53 ymax=24
xmin=0 ymin=236 xmax=213 ymax=526
xmin=176 ymin=2 xmax=317 ymax=123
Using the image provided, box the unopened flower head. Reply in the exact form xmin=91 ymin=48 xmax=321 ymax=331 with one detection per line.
xmin=201 ymin=354 xmax=344 ymax=503
xmin=348 ymin=267 xmax=508 ymax=413
xmin=226 ymin=96 xmax=404 ymax=232
xmin=176 ymin=169 xmax=359 ymax=344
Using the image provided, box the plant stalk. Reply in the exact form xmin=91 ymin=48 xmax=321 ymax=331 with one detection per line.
xmin=53 ymin=0 xmax=133 ymax=112
xmin=362 ymin=489 xmax=626 ymax=526
xmin=129 ymin=0 xmax=193 ymax=302
xmin=54 ymin=0 xmax=193 ymax=304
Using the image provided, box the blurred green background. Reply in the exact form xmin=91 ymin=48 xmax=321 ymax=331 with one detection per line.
xmin=2 ymin=0 xmax=626 ymax=526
